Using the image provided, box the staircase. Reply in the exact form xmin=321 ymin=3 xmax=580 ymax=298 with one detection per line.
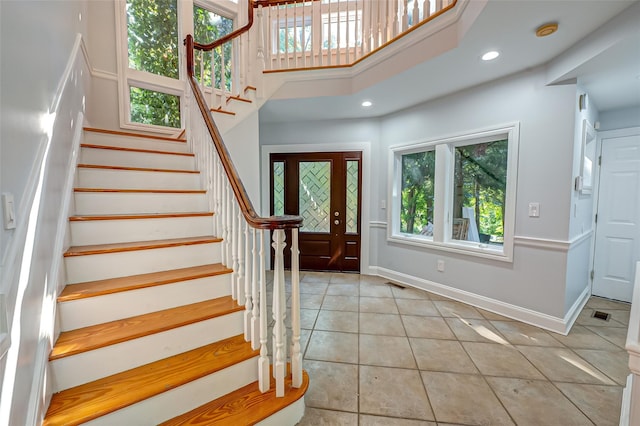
xmin=43 ymin=128 xmax=307 ymax=425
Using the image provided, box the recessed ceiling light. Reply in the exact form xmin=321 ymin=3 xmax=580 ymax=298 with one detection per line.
xmin=481 ymin=51 xmax=500 ymax=61
xmin=536 ymin=22 xmax=558 ymax=37
xmin=361 ymin=100 xmax=373 ymax=107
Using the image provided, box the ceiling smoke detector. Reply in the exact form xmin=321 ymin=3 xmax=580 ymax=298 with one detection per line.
xmin=536 ymin=23 xmax=558 ymax=37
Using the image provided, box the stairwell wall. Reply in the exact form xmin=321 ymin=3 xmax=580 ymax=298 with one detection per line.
xmin=0 ymin=1 xmax=90 ymax=423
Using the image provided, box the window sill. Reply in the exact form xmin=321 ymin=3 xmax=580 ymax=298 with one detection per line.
xmin=388 ymin=233 xmax=513 ymax=263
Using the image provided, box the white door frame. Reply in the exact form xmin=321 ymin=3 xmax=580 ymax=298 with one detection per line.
xmin=261 ymin=142 xmax=372 ymax=274
xmin=590 ymin=126 xmax=640 ymax=301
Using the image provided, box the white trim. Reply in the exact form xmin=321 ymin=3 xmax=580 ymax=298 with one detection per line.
xmin=369 ymin=221 xmax=387 ymax=229
xmin=261 ymin=142 xmax=371 ymax=274
xmin=563 ymin=284 xmax=591 ymax=335
xmin=374 ymin=266 xmax=572 ymax=335
xmin=514 ymin=230 xmax=592 ymax=252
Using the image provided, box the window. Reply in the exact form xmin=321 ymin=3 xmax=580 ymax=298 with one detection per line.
xmin=390 ymin=124 xmax=519 ymax=261
xmin=193 ymin=5 xmax=234 ymax=90
xmin=129 ymin=87 xmax=181 ymax=128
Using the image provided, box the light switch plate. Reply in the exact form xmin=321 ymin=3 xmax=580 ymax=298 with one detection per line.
xmin=2 ymin=193 xmax=16 ymax=229
xmin=528 ymin=202 xmax=540 ymax=218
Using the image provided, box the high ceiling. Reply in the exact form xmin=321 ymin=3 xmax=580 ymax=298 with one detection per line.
xmin=259 ymin=0 xmax=640 ymax=123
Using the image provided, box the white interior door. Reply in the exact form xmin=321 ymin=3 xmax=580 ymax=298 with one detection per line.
xmin=592 ymin=129 xmax=640 ymax=302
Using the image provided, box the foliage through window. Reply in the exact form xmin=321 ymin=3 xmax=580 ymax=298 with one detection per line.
xmin=126 ymin=0 xmax=179 ymax=79
xmin=129 ymin=87 xmax=181 ymax=128
xmin=453 ymin=140 xmax=507 ymax=244
xmin=401 ymin=150 xmax=435 ymax=236
xmin=391 ymin=124 xmax=518 ymax=260
xmin=193 ymin=5 xmax=234 ymax=91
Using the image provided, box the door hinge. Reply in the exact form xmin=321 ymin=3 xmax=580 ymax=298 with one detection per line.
xmin=598 ymin=156 xmax=602 ymax=166
xmin=590 ymin=270 xmax=595 ymax=280
xmin=594 ymin=214 xmax=598 ymax=223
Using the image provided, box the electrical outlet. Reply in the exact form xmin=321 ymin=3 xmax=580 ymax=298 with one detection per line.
xmin=2 ymin=193 xmax=16 ymax=229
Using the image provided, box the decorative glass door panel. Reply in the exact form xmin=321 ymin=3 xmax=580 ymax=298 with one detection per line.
xmin=270 ymin=152 xmax=362 ymax=272
xmin=299 ymin=161 xmax=331 ymax=233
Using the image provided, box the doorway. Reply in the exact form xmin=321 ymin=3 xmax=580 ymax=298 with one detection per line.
xmin=592 ymin=128 xmax=640 ymax=302
xmin=270 ymin=151 xmax=362 ymax=272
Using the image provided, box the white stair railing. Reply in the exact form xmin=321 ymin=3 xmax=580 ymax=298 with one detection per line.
xmin=186 ymin=35 xmax=303 ymax=397
xmin=621 ymin=261 xmax=640 ymax=425
xmin=259 ymin=0 xmax=457 ymax=71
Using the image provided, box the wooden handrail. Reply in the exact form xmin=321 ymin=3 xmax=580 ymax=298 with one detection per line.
xmin=185 ymin=34 xmax=301 ymax=230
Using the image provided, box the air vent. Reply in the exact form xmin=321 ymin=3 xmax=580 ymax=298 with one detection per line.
xmin=592 ymin=310 xmax=611 ymax=321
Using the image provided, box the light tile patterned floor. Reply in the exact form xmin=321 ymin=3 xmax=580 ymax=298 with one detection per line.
xmin=275 ymin=272 xmax=631 ymax=426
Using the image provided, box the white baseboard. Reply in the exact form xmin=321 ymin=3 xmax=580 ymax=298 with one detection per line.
xmin=373 ymin=266 xmax=572 ymax=335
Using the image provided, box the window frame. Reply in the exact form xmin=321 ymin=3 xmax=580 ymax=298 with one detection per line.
xmin=388 ymin=123 xmax=520 ymax=262
xmin=114 ymin=0 xmax=237 ymax=134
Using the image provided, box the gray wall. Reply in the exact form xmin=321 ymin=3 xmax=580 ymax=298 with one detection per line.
xmin=260 ymin=67 xmax=582 ymax=321
xmin=0 ymin=1 xmax=90 ymax=423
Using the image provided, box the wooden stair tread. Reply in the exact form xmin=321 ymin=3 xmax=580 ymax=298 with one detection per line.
xmin=77 ymin=163 xmax=200 ymax=174
xmin=210 ymin=107 xmax=236 ymax=116
xmin=84 ymin=126 xmax=188 ymax=143
xmin=81 ymin=143 xmax=195 ymax=157
xmin=50 ymin=297 xmax=243 ymax=360
xmin=64 ymin=236 xmax=222 ymax=257
xmin=74 ymin=188 xmax=205 ymax=194
xmin=69 ymin=212 xmax=213 ymax=221
xmin=59 ymin=263 xmax=232 ymax=302
xmin=44 ymin=334 xmax=258 ymax=426
xmin=161 ymin=369 xmax=309 ymax=426
xmin=226 ymin=95 xmax=252 ymax=104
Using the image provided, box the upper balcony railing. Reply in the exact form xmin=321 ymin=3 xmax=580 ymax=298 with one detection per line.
xmin=259 ymin=0 xmax=457 ymax=71
xmin=191 ymin=0 xmax=457 ymax=105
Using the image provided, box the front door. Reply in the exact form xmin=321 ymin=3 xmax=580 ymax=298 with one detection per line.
xmin=592 ymin=130 xmax=640 ymax=302
xmin=270 ymin=152 xmax=362 ymax=272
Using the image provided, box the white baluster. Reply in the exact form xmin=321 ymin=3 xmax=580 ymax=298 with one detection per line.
xmin=220 ymin=45 xmax=227 ymax=103
xmin=251 ymin=228 xmax=260 ymax=350
xmin=336 ymin=0 xmax=341 ymax=65
xmin=272 ymin=230 xmax=286 ymax=397
xmin=276 ymin=5 xmax=282 ymax=69
xmin=435 ymin=0 xmax=443 ymax=14
xmin=345 ymin=0 xmax=350 ymax=64
xmin=423 ymin=0 xmax=431 ymax=19
xmin=402 ymin=0 xmax=409 ymax=31
xmin=199 ymin=50 xmax=205 ymax=89
xmin=393 ymin=0 xmax=400 ymax=38
xmin=284 ymin=5 xmax=290 ymax=69
xmin=257 ymin=5 xmax=267 ymax=71
xmin=290 ymin=228 xmax=302 ymax=388
xmin=413 ymin=0 xmax=420 ymax=26
xmin=293 ymin=2 xmax=298 ymax=68
xmin=244 ymin=220 xmax=252 ymax=341
xmin=327 ymin=0 xmax=332 ymax=65
xmin=236 ymin=210 xmax=245 ymax=307
xmin=258 ymin=230 xmax=270 ymax=392
xmin=360 ymin=0 xmax=367 ymax=58
xmin=312 ymin=0 xmax=321 ymax=66
xmin=229 ymin=201 xmax=240 ymax=303
xmin=220 ymin=181 xmax=227 ymax=267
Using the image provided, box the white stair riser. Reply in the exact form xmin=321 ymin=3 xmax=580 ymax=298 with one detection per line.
xmin=69 ymin=215 xmax=214 ymax=246
xmin=85 ymin=357 xmax=258 ymax=426
xmin=65 ymin=242 xmax=222 ymax=284
xmin=51 ymin=312 xmax=244 ymax=392
xmin=77 ymin=168 xmax=201 ymax=190
xmin=256 ymin=398 xmax=306 ymax=426
xmin=84 ymin=132 xmax=190 ymax=153
xmin=80 ymin=147 xmax=195 ymax=170
xmin=74 ymin=192 xmax=208 ymax=215
xmin=59 ymin=274 xmax=232 ymax=330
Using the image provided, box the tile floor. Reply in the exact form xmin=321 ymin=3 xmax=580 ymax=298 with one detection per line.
xmin=271 ymin=271 xmax=631 ymax=426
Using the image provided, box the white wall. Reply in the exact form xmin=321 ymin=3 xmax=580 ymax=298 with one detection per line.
xmin=223 ymin=110 xmax=262 ymax=206
xmin=0 ymin=1 xmax=90 ymax=423
xmin=599 ymin=106 xmax=640 ymax=131
xmin=260 ymin=67 xmax=584 ymax=328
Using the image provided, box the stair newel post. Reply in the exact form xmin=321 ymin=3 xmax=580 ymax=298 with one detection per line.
xmin=236 ymin=209 xmax=245 ymax=306
xmin=272 ymin=229 xmax=286 ymax=397
xmin=290 ymin=228 xmax=302 ymax=388
xmin=251 ymin=228 xmax=260 ymax=350
xmin=258 ymin=230 xmax=270 ymax=392
xmin=243 ymin=219 xmax=252 ymax=342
